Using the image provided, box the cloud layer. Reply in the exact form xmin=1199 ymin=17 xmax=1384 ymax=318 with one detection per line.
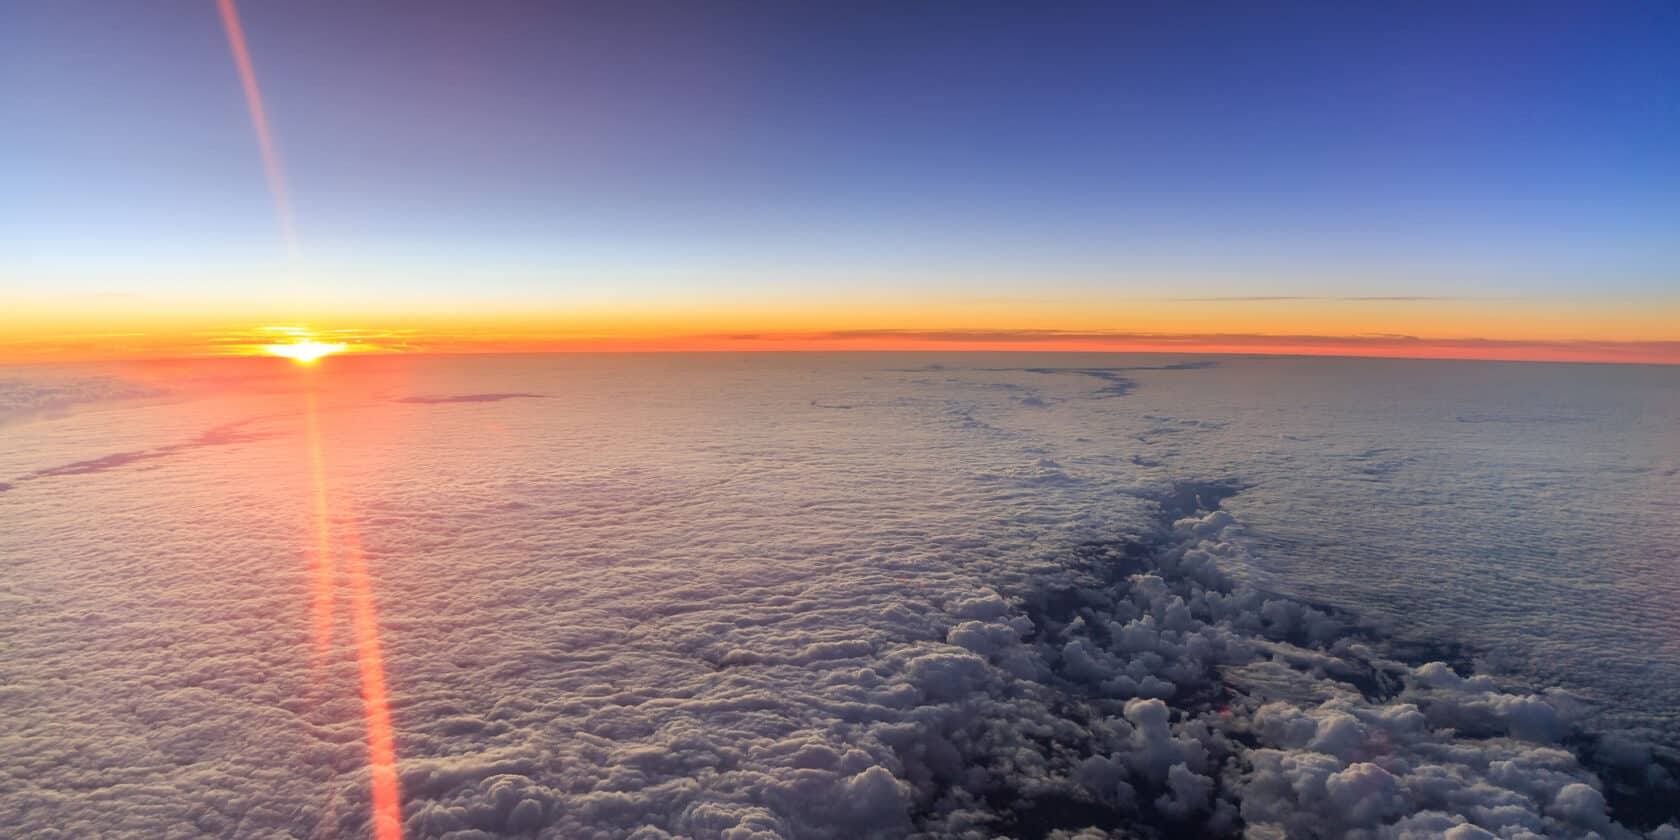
xmin=1 ymin=354 xmax=1675 ymax=839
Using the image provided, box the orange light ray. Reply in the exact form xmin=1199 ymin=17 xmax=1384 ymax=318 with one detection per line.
xmin=304 ymin=391 xmax=335 ymax=656
xmin=215 ymin=0 xmax=298 ymax=255
xmin=302 ymin=388 xmax=403 ymax=840
xmin=338 ymin=522 xmax=404 ymax=840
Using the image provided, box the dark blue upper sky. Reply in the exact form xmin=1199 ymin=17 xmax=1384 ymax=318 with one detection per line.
xmin=3 ymin=0 xmax=1676 ymax=302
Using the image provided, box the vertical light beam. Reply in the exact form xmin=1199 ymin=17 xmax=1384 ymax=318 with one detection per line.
xmin=215 ymin=0 xmax=299 ymax=255
xmin=304 ymin=390 xmax=335 ymax=656
xmin=340 ymin=525 xmax=404 ymax=840
xmin=302 ymin=387 xmax=403 ymax=839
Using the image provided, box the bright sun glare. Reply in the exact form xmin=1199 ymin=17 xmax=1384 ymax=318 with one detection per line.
xmin=265 ymin=340 xmax=347 ymax=363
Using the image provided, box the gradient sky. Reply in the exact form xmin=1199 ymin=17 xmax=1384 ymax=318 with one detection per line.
xmin=2 ymin=1 xmax=1677 ymax=361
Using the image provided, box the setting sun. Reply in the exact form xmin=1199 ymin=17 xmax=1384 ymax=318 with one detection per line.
xmin=4 ymin=3 xmax=1679 ymax=839
xmin=264 ymin=340 xmax=347 ymax=363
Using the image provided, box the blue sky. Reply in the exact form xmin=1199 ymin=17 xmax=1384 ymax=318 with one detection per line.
xmin=2 ymin=0 xmax=1677 ymax=304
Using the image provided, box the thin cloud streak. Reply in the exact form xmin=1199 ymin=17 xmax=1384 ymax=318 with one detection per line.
xmin=312 ymin=329 xmax=1680 ymax=366
xmin=689 ymin=329 xmax=1680 ymax=365
xmin=1159 ymin=296 xmax=1519 ymax=302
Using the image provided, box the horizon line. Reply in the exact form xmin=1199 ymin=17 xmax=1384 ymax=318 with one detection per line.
xmin=5 ymin=333 xmax=1678 ymax=368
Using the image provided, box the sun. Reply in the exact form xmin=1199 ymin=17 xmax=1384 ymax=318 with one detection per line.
xmin=265 ymin=340 xmax=348 ymax=363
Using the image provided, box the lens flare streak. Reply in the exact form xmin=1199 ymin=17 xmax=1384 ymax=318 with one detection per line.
xmin=215 ymin=0 xmax=298 ymax=255
xmin=339 ymin=522 xmax=404 ymax=840
xmin=304 ymin=393 xmax=335 ymax=656
xmin=302 ymin=390 xmax=403 ymax=840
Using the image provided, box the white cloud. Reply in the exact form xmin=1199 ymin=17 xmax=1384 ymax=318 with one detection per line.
xmin=2 ymin=358 xmax=1674 ymax=839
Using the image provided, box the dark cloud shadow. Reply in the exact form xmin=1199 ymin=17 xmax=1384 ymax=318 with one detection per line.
xmin=1000 ymin=368 xmax=1140 ymax=398
xmin=393 ymin=393 xmax=546 ymax=404
xmin=1455 ymin=413 xmax=1593 ymax=425
xmin=15 ymin=420 xmax=270 ymax=483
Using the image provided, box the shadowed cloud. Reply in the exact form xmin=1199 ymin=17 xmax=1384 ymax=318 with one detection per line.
xmin=17 ymin=420 xmax=270 ymax=483
xmin=392 ymin=393 xmax=545 ymax=405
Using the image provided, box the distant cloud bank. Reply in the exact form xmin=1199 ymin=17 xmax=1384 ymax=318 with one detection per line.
xmin=690 ymin=330 xmax=1680 ymax=365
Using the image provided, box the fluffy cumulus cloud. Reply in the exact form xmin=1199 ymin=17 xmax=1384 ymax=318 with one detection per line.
xmin=349 ymin=502 xmax=1674 ymax=839
xmin=1 ymin=357 xmax=1676 ymax=839
xmin=885 ymin=505 xmax=1678 ymax=840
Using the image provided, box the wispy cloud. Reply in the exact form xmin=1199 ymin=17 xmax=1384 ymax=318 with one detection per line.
xmin=694 ymin=329 xmax=1680 ymax=364
xmin=391 ymin=393 xmax=545 ymax=405
xmin=1159 ymin=295 xmax=1516 ymax=302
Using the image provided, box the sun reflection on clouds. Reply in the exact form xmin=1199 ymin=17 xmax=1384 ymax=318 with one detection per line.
xmin=300 ymin=385 xmax=404 ymax=839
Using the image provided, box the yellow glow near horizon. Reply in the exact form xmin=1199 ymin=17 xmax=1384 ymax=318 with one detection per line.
xmin=1 ymin=295 xmax=1677 ymax=364
xmin=265 ymin=340 xmax=347 ymax=363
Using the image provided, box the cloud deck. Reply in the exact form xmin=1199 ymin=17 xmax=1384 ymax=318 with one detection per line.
xmin=1 ymin=354 xmax=1676 ymax=838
